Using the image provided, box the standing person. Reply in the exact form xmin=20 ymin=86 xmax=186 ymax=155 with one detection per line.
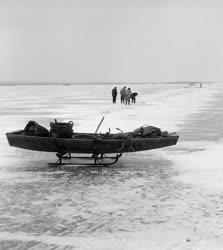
xmin=120 ymin=86 xmax=126 ymax=103
xmin=112 ymin=87 xmax=117 ymax=103
xmin=125 ymin=88 xmax=132 ymax=105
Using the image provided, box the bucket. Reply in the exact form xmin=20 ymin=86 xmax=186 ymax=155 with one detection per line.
xmin=50 ymin=120 xmax=73 ymax=138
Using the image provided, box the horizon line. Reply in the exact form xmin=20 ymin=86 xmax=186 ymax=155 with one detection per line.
xmin=0 ymin=81 xmax=216 ymax=86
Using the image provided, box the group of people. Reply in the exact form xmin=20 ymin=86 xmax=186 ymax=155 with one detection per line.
xmin=112 ymin=86 xmax=138 ymax=105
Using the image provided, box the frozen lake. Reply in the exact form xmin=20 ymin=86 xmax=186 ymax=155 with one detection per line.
xmin=0 ymin=83 xmax=223 ymax=249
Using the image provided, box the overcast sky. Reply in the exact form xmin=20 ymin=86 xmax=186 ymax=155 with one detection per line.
xmin=0 ymin=0 xmax=223 ymax=83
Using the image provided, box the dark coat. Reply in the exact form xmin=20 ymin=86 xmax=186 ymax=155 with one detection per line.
xmin=131 ymin=92 xmax=138 ymax=98
xmin=112 ymin=88 xmax=117 ymax=96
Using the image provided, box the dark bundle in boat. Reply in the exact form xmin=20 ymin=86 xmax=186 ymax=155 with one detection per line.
xmin=113 ymin=125 xmax=167 ymax=139
xmin=24 ymin=121 xmax=50 ymax=137
xmin=50 ymin=119 xmax=73 ymax=138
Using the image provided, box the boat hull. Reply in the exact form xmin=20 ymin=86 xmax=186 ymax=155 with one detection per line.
xmin=6 ymin=130 xmax=179 ymax=154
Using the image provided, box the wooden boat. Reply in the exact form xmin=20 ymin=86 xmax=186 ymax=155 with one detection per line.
xmin=6 ymin=128 xmax=179 ymax=166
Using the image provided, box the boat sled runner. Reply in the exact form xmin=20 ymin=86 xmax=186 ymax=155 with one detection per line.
xmin=6 ymin=120 xmax=179 ymax=166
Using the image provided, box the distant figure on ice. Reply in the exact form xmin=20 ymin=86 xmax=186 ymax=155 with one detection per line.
xmin=131 ymin=92 xmax=138 ymax=103
xmin=120 ymin=86 xmax=126 ymax=103
xmin=112 ymin=87 xmax=117 ymax=103
xmin=125 ymin=88 xmax=132 ymax=105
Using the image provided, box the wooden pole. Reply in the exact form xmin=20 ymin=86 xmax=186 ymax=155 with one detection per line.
xmin=95 ymin=117 xmax=105 ymax=134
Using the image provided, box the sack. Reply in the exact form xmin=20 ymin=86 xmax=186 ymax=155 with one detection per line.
xmin=50 ymin=120 xmax=73 ymax=138
xmin=24 ymin=121 xmax=50 ymax=137
xmin=141 ymin=126 xmax=161 ymax=137
xmin=112 ymin=125 xmax=162 ymax=139
xmin=132 ymin=127 xmax=144 ymax=137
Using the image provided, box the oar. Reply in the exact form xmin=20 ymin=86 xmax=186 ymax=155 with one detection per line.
xmin=94 ymin=117 xmax=105 ymax=134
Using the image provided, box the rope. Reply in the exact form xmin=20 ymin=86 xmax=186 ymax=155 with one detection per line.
xmin=115 ymin=128 xmax=136 ymax=160
xmin=129 ymin=138 xmax=135 ymax=152
xmin=116 ymin=128 xmax=125 ymax=152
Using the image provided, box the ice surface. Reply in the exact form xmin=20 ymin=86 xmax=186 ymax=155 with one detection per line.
xmin=171 ymin=139 xmax=223 ymax=192
xmin=0 ymin=83 xmax=223 ymax=250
